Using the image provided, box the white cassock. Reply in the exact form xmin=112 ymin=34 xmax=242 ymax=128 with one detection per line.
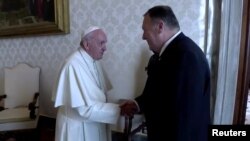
xmin=52 ymin=47 xmax=120 ymax=141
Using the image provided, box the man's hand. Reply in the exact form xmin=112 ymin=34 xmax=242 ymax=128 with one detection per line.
xmin=119 ymin=99 xmax=138 ymax=117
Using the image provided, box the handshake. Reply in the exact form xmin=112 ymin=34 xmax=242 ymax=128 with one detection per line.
xmin=119 ymin=99 xmax=139 ymax=117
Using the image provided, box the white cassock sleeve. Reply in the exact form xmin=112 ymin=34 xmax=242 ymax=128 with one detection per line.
xmin=75 ymin=103 xmax=120 ymax=124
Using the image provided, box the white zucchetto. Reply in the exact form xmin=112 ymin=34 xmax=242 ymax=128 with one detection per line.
xmin=81 ymin=26 xmax=101 ymax=38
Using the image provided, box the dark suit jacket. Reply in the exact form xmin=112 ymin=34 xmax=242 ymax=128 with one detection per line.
xmin=135 ymin=33 xmax=210 ymax=141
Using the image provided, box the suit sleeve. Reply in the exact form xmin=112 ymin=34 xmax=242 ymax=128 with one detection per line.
xmin=171 ymin=50 xmax=210 ymax=141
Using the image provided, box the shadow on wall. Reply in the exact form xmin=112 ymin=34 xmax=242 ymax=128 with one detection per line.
xmin=134 ymin=46 xmax=152 ymax=97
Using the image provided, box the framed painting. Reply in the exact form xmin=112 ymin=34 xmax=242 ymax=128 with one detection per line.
xmin=0 ymin=0 xmax=69 ymax=37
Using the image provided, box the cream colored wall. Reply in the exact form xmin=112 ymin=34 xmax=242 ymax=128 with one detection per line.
xmin=0 ymin=0 xmax=205 ymax=122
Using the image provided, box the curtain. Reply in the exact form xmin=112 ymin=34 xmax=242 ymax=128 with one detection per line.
xmin=204 ymin=0 xmax=222 ymax=124
xmin=205 ymin=0 xmax=244 ymax=124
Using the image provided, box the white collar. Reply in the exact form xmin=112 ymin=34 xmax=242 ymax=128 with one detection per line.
xmin=159 ymin=30 xmax=181 ymax=56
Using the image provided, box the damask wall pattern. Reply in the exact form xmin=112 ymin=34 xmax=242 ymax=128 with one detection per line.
xmin=0 ymin=0 xmax=205 ymax=118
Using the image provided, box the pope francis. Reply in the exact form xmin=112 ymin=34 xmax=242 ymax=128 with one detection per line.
xmin=52 ymin=26 xmax=120 ymax=141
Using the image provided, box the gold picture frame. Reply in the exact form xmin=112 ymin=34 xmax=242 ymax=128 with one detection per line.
xmin=0 ymin=0 xmax=69 ymax=37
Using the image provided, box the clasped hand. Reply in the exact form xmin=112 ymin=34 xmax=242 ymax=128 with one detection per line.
xmin=119 ymin=99 xmax=138 ymax=117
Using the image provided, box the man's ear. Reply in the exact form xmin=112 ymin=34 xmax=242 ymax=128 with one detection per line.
xmin=83 ymin=41 xmax=90 ymax=50
xmin=158 ymin=21 xmax=164 ymax=33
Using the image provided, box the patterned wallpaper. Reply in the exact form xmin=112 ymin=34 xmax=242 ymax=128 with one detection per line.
xmin=0 ymin=0 xmax=205 ymax=120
